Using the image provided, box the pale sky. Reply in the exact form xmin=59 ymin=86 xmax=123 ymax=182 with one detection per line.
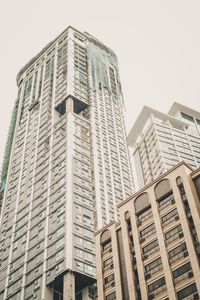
xmin=0 ymin=0 xmax=200 ymax=169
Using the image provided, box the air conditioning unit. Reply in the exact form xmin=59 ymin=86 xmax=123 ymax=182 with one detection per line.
xmin=131 ymin=249 xmax=135 ymax=255
xmin=193 ymin=293 xmax=199 ymax=300
xmin=111 ymin=281 xmax=115 ymax=287
xmin=171 ymin=199 xmax=175 ymax=204
xmin=148 ymin=292 xmax=154 ymax=300
xmin=175 ymin=215 xmax=179 ymax=221
xmin=110 ymin=264 xmax=114 ymax=269
xmin=142 ymin=254 xmax=148 ymax=261
xmin=137 ymin=220 xmax=142 ymax=227
xmin=188 ymin=271 xmax=193 ymax=278
xmin=183 ymin=250 xmax=188 ymax=257
xmin=109 ymin=248 xmax=112 ymax=253
xmin=140 ymin=237 xmax=145 ymax=244
xmin=145 ymin=273 xmax=151 ymax=280
xmin=179 ymin=232 xmax=184 ymax=238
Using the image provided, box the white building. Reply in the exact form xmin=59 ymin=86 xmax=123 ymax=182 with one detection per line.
xmin=128 ymin=103 xmax=200 ymax=189
xmin=0 ymin=26 xmax=134 ymax=300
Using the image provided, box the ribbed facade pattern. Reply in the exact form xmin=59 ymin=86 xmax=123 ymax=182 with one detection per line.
xmin=0 ymin=27 xmax=134 ymax=299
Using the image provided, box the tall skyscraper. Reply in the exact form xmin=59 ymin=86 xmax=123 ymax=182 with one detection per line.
xmin=95 ymin=162 xmax=200 ymax=300
xmin=128 ymin=103 xmax=200 ymax=188
xmin=0 ymin=27 xmax=134 ymax=299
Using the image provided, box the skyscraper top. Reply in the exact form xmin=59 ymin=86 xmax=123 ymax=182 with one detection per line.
xmin=128 ymin=102 xmax=200 ymax=188
xmin=168 ymin=101 xmax=200 ymax=120
xmin=127 ymin=103 xmax=189 ymax=146
xmin=17 ymin=26 xmax=117 ymax=83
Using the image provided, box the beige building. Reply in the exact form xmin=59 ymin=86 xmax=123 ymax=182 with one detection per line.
xmin=95 ymin=162 xmax=200 ymax=300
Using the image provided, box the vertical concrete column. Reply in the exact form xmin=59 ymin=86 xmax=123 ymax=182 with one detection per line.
xmin=148 ymin=185 xmax=177 ymax=300
xmin=82 ymin=287 xmax=88 ymax=299
xmin=170 ymin=167 xmax=200 ymax=297
xmin=63 ymin=271 xmax=75 ymax=300
xmin=67 ymin=29 xmax=75 ymax=96
xmin=120 ymin=217 xmax=137 ymax=300
xmin=44 ymin=286 xmax=53 ymax=300
xmin=66 ymin=97 xmax=74 ymax=113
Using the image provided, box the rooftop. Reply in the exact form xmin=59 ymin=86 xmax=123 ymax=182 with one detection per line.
xmin=118 ymin=161 xmax=193 ymax=208
xmin=127 ymin=104 xmax=188 ymax=146
xmin=16 ymin=25 xmax=116 ymax=84
xmin=169 ymin=102 xmax=200 ymax=119
xmin=95 ymin=161 xmax=196 ymax=235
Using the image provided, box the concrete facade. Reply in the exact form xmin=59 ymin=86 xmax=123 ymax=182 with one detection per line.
xmin=128 ymin=103 xmax=200 ymax=189
xmin=0 ymin=27 xmax=134 ymax=300
xmin=95 ymin=162 xmax=200 ymax=300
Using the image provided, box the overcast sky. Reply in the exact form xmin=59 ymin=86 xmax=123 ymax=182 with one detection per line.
xmin=0 ymin=0 xmax=200 ymax=169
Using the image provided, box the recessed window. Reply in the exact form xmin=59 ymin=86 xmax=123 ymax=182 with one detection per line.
xmin=162 ymin=208 xmax=178 ymax=225
xmin=140 ymin=223 xmax=156 ymax=239
xmin=105 ymin=292 xmax=116 ymax=300
xmin=104 ymin=273 xmax=114 ymax=285
xmin=165 ymin=224 xmax=182 ymax=241
xmin=169 ymin=243 xmax=187 ymax=261
xmin=177 ymin=283 xmax=198 ymax=300
xmin=142 ymin=239 xmax=159 ymax=256
xmin=173 ymin=262 xmax=192 ymax=279
xmin=102 ymin=239 xmax=112 ymax=252
xmin=145 ymin=257 xmax=162 ymax=275
xmin=148 ymin=276 xmax=166 ymax=294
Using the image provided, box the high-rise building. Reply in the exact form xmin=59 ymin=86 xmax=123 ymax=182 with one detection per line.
xmin=0 ymin=26 xmax=134 ymax=300
xmin=128 ymin=103 xmax=200 ymax=189
xmin=95 ymin=162 xmax=200 ymax=300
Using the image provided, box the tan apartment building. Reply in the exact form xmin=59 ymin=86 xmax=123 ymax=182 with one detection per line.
xmin=95 ymin=162 xmax=200 ymax=300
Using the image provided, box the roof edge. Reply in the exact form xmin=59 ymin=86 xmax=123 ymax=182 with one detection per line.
xmin=118 ymin=161 xmax=193 ymax=208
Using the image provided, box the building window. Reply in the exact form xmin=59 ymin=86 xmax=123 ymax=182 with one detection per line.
xmin=106 ymin=292 xmax=116 ymax=300
xmin=101 ymin=229 xmax=112 ymax=253
xmin=181 ymin=112 xmax=194 ymax=123
xmin=145 ymin=257 xmax=162 ymax=275
xmin=148 ymin=277 xmax=166 ymax=294
xmin=103 ymin=257 xmax=113 ymax=269
xmin=142 ymin=239 xmax=159 ymax=256
xmin=140 ymin=223 xmax=156 ymax=240
xmin=177 ymin=283 xmax=198 ymax=300
xmin=102 ymin=239 xmax=112 ymax=252
xmin=169 ymin=242 xmax=187 ymax=262
xmin=158 ymin=192 xmax=174 ymax=210
xmin=104 ymin=273 xmax=114 ymax=285
xmin=137 ymin=205 xmax=152 ymax=223
xmin=165 ymin=224 xmax=183 ymax=242
xmin=193 ymin=175 xmax=200 ymax=201
xmin=173 ymin=262 xmax=192 ymax=280
xmin=162 ymin=208 xmax=178 ymax=225
xmin=154 ymin=179 xmax=172 ymax=202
